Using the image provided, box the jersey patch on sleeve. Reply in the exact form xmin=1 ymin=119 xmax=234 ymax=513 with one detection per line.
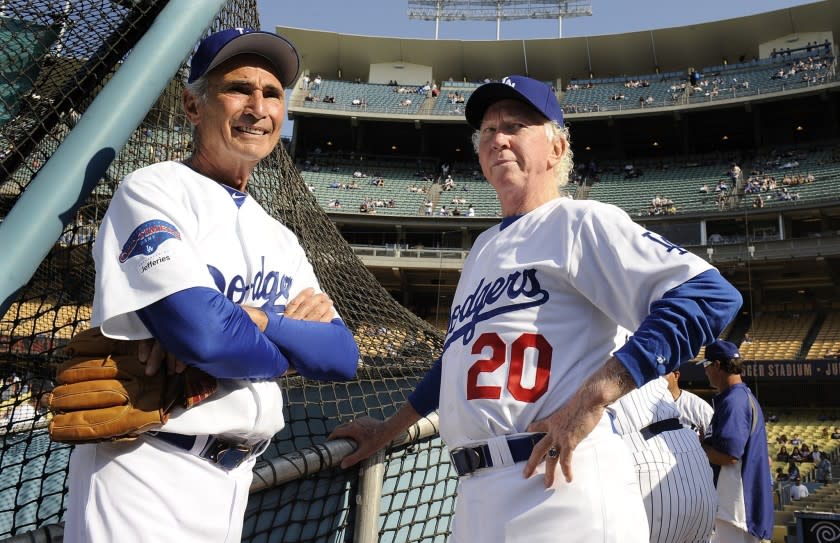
xmin=118 ymin=219 xmax=181 ymax=263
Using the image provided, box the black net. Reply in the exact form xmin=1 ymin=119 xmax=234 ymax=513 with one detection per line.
xmin=0 ymin=1 xmax=451 ymax=541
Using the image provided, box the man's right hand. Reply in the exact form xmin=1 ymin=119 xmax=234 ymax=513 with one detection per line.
xmin=240 ymin=288 xmax=335 ymax=330
xmin=328 ymin=416 xmax=395 ymax=469
xmin=284 ymin=287 xmax=334 ymax=322
xmin=328 ymin=404 xmax=423 ymax=469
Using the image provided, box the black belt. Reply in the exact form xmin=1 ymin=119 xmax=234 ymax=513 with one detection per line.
xmin=147 ymin=431 xmax=269 ymax=470
xmin=639 ymin=417 xmax=682 ymax=440
xmin=449 ymin=433 xmax=546 ymax=477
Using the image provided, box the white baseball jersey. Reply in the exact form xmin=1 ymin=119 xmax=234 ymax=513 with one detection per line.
xmin=675 ymin=389 xmax=714 ymax=437
xmin=66 ymin=161 xmax=329 ymax=543
xmin=610 ymin=378 xmax=717 ymax=543
xmin=438 ymin=197 xmax=712 ymax=542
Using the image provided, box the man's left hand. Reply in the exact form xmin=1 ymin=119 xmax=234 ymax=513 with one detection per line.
xmin=524 ymin=356 xmax=635 ymax=487
xmin=138 ymin=338 xmax=185 ymax=376
xmin=524 ymin=391 xmax=606 ymax=487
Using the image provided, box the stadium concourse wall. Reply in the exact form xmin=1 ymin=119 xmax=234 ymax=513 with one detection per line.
xmin=0 ymin=1 xmax=456 ymax=542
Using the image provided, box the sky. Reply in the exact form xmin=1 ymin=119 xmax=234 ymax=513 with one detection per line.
xmin=256 ymin=0 xmax=817 ymax=135
xmin=257 ymin=0 xmax=817 ymax=41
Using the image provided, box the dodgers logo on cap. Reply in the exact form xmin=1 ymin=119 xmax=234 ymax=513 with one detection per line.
xmin=465 ymin=75 xmax=564 ymax=129
xmin=188 ymin=28 xmax=300 ymax=87
xmin=697 ymin=339 xmax=740 ymax=367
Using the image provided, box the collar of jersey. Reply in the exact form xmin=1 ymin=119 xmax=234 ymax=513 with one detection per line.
xmin=219 ymin=184 xmax=247 ymax=208
xmin=499 ymin=214 xmax=524 ymax=230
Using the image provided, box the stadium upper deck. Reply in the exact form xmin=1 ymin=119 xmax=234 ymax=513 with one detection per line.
xmin=278 ymin=0 xmax=839 ymax=106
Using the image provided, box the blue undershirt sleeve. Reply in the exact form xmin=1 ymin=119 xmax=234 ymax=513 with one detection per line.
xmin=262 ymin=312 xmax=358 ymax=381
xmin=407 ymin=357 xmax=442 ymax=416
xmin=135 ymin=286 xmax=290 ymax=380
xmin=613 ymin=269 xmax=742 ymax=387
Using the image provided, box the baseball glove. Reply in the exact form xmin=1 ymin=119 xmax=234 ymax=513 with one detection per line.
xmin=47 ymin=327 xmax=217 ymax=444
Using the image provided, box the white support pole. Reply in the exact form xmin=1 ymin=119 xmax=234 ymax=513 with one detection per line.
xmin=354 ymin=450 xmax=387 ymax=543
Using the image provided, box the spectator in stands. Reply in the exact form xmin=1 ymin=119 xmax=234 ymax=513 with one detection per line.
xmin=312 ymin=74 xmax=322 ymax=90
xmin=791 ymin=446 xmax=805 ymax=462
xmin=789 ymin=478 xmax=809 ymax=500
xmin=776 ymin=433 xmax=787 ymax=444
xmin=776 ymin=445 xmax=790 ymax=462
xmin=466 ymin=205 xmax=475 ymax=217
xmin=775 ymin=467 xmax=789 ymax=484
xmin=708 ymin=233 xmax=724 ymax=244
xmin=816 ymin=456 xmax=832 ymax=484
xmin=424 ymin=201 xmax=432 ymax=215
xmin=800 ymin=443 xmax=812 ymax=461
xmin=833 ymin=428 xmax=840 ymax=439
xmin=788 ymin=461 xmax=801 ymax=481
xmin=791 ymin=434 xmax=802 ymax=446
xmin=811 ymin=445 xmax=821 ymax=463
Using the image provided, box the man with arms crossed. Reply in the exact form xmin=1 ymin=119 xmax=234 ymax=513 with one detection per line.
xmin=330 ymin=75 xmax=741 ymax=543
xmin=64 ymin=29 xmax=358 ymax=543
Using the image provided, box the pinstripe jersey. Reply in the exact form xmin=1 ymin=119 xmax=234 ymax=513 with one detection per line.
xmin=610 ymin=378 xmax=717 ymax=543
xmin=675 ymin=389 xmax=714 ymax=438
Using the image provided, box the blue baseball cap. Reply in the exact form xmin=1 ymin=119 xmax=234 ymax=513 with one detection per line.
xmin=188 ymin=28 xmax=300 ymax=87
xmin=697 ymin=339 xmax=740 ymax=367
xmin=465 ymin=75 xmax=564 ymax=129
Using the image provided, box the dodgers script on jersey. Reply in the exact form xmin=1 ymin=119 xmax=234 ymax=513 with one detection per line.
xmin=91 ymin=160 xmax=330 ymax=438
xmin=438 ymin=197 xmax=713 ymax=449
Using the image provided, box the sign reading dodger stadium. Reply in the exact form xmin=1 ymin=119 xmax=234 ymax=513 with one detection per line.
xmin=741 ymin=360 xmax=840 ymax=380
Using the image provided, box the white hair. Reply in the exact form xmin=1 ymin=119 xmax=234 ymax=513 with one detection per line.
xmin=471 ymin=119 xmax=574 ymax=187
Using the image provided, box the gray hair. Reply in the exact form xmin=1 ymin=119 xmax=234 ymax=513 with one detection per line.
xmin=184 ymin=75 xmax=209 ymax=104
xmin=183 ymin=76 xmax=209 ymax=147
xmin=471 ymin=120 xmax=574 ymax=187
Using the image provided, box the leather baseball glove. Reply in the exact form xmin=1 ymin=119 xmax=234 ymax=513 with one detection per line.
xmin=47 ymin=327 xmax=216 ymax=444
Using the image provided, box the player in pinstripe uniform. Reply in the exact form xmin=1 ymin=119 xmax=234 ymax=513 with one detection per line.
xmin=666 ymin=369 xmax=714 ymax=437
xmin=611 ymin=377 xmax=717 ymax=543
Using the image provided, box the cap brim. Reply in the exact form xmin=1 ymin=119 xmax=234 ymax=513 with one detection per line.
xmin=465 ymin=83 xmax=544 ymax=129
xmin=204 ymin=32 xmax=299 ymax=88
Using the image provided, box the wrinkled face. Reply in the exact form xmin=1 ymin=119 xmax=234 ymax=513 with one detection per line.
xmin=477 ymin=99 xmax=562 ymax=192
xmin=187 ymin=54 xmax=284 ymax=164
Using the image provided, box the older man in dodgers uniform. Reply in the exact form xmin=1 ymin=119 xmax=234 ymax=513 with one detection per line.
xmin=64 ymin=29 xmax=358 ymax=543
xmin=329 ymin=75 xmax=741 ymax=542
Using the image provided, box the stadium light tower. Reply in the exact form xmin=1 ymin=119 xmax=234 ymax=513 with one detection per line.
xmin=407 ymin=0 xmax=592 ymax=40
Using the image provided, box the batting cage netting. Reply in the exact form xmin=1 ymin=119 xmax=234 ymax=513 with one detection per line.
xmin=0 ymin=1 xmax=453 ymax=541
